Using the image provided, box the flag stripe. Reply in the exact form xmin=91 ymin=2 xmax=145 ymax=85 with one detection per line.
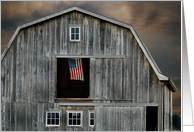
xmin=68 ymin=58 xmax=84 ymax=81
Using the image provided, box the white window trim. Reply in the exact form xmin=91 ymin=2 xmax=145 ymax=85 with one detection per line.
xmin=69 ymin=26 xmax=81 ymax=41
xmin=46 ymin=111 xmax=60 ymax=127
xmin=67 ymin=110 xmax=83 ymax=127
xmin=88 ymin=110 xmax=95 ymax=127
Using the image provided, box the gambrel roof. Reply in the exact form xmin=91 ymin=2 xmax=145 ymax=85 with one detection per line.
xmin=1 ymin=6 xmax=177 ymax=91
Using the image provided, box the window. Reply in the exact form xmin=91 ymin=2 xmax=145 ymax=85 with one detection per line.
xmin=70 ymin=26 xmax=80 ymax=41
xmin=46 ymin=111 xmax=60 ymax=126
xmin=67 ymin=111 xmax=82 ymax=126
xmin=89 ymin=112 xmax=95 ymax=127
xmin=57 ymin=58 xmax=90 ymax=98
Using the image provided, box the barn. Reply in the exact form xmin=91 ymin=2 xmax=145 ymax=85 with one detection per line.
xmin=1 ymin=7 xmax=177 ymax=131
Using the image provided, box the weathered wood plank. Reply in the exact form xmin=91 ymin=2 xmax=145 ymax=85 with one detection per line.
xmin=120 ymin=107 xmax=124 ymax=131
xmin=127 ymin=107 xmax=131 ymax=131
xmin=158 ymin=82 xmax=163 ymax=131
xmin=100 ymin=20 xmax=105 ymax=55
xmin=17 ymin=33 xmax=22 ymax=103
xmin=6 ymin=46 xmax=11 ymax=103
xmin=140 ymin=50 xmax=144 ymax=103
xmin=149 ymin=67 xmax=155 ymax=103
xmin=127 ymin=30 xmax=133 ymax=100
xmin=22 ymin=29 xmax=28 ymax=103
xmin=95 ymin=59 xmax=101 ymax=99
xmin=90 ymin=58 xmax=95 ymax=99
xmin=44 ymin=103 xmax=49 ymax=131
xmin=26 ymin=103 xmax=32 ymax=131
xmin=63 ymin=14 xmax=68 ymax=54
xmin=131 ymin=107 xmax=136 ymax=131
xmin=88 ymin=16 xmax=93 ymax=55
xmin=20 ymin=32 xmax=25 ymax=103
xmin=123 ymin=107 xmax=128 ymax=131
xmin=83 ymin=14 xmax=89 ymax=55
xmin=5 ymin=103 xmax=11 ymax=131
xmin=32 ymin=26 xmax=38 ymax=103
xmin=92 ymin=18 xmax=97 ymax=55
xmin=10 ymin=103 xmax=16 ymax=131
xmin=30 ymin=26 xmax=35 ymax=103
xmin=36 ymin=24 xmax=43 ymax=103
xmin=111 ymin=24 xmax=116 ymax=55
xmin=17 ymin=103 xmax=26 ymax=131
xmin=137 ymin=47 xmax=141 ymax=103
xmin=114 ymin=59 xmax=122 ymax=99
xmin=26 ymin=28 xmax=31 ymax=103
xmin=106 ymin=59 xmax=112 ymax=99
xmin=37 ymin=103 xmax=44 ymax=130
xmin=132 ymin=40 xmax=137 ymax=103
xmin=77 ymin=12 xmax=82 ymax=55
xmin=116 ymin=26 xmax=121 ymax=55
xmin=32 ymin=103 xmax=38 ymax=131
xmin=169 ymin=90 xmax=172 ymax=131
xmin=48 ymin=19 xmax=55 ymax=103
xmin=102 ymin=59 xmax=108 ymax=99
xmin=106 ymin=22 xmax=111 ymax=55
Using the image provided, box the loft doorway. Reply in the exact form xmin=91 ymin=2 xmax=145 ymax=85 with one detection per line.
xmin=57 ymin=58 xmax=90 ymax=98
xmin=146 ymin=106 xmax=158 ymax=131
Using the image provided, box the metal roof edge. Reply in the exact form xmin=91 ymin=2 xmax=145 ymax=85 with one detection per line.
xmin=1 ymin=6 xmax=170 ymax=82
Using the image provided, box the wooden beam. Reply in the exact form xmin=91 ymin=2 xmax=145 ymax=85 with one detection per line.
xmin=59 ymin=103 xmax=158 ymax=106
xmin=55 ymin=55 xmax=126 ymax=58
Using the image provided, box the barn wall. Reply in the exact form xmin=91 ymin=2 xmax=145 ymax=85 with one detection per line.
xmin=3 ymin=103 xmax=146 ymax=131
xmin=1 ymin=11 xmax=164 ymax=103
xmin=1 ymin=10 xmax=172 ymax=131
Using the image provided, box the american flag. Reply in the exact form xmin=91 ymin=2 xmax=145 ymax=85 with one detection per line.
xmin=67 ymin=58 xmax=84 ymax=81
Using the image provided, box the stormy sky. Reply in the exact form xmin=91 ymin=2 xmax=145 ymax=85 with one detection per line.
xmin=1 ymin=1 xmax=181 ymax=115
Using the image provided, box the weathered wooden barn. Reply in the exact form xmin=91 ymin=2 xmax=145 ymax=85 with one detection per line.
xmin=1 ymin=7 xmax=177 ymax=131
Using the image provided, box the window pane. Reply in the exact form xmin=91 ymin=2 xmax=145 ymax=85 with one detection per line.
xmin=77 ymin=113 xmax=81 ymax=118
xmin=56 ymin=113 xmax=59 ymax=118
xmin=52 ymin=119 xmax=55 ymax=125
xmin=71 ymin=28 xmax=75 ymax=33
xmin=76 ymin=28 xmax=79 ymax=33
xmin=56 ymin=119 xmax=59 ymax=125
xmin=71 ymin=34 xmax=74 ymax=40
xmin=77 ymin=119 xmax=80 ymax=125
xmin=73 ymin=113 xmax=77 ymax=119
xmin=73 ymin=119 xmax=76 ymax=125
xmin=52 ymin=113 xmax=55 ymax=118
xmin=90 ymin=120 xmax=94 ymax=125
xmin=76 ymin=34 xmax=79 ymax=40
xmin=90 ymin=113 xmax=94 ymax=118
xmin=69 ymin=113 xmax=72 ymax=118
xmin=47 ymin=119 xmax=51 ymax=125
xmin=47 ymin=113 xmax=51 ymax=118
xmin=69 ymin=119 xmax=72 ymax=125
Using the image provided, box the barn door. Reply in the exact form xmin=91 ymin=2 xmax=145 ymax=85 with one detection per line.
xmin=146 ymin=106 xmax=158 ymax=131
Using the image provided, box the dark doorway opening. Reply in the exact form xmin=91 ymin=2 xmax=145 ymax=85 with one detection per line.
xmin=146 ymin=106 xmax=158 ymax=131
xmin=57 ymin=58 xmax=90 ymax=98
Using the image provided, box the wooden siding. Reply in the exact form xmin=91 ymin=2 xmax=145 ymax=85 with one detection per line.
xmin=95 ymin=106 xmax=146 ymax=131
xmin=1 ymin=10 xmax=172 ymax=131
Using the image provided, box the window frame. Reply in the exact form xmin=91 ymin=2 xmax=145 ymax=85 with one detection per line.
xmin=88 ymin=110 xmax=95 ymax=127
xmin=67 ymin=110 xmax=83 ymax=127
xmin=45 ymin=111 xmax=61 ymax=127
xmin=69 ymin=26 xmax=81 ymax=42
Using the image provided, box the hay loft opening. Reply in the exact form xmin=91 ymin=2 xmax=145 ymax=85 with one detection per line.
xmin=57 ymin=58 xmax=90 ymax=98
